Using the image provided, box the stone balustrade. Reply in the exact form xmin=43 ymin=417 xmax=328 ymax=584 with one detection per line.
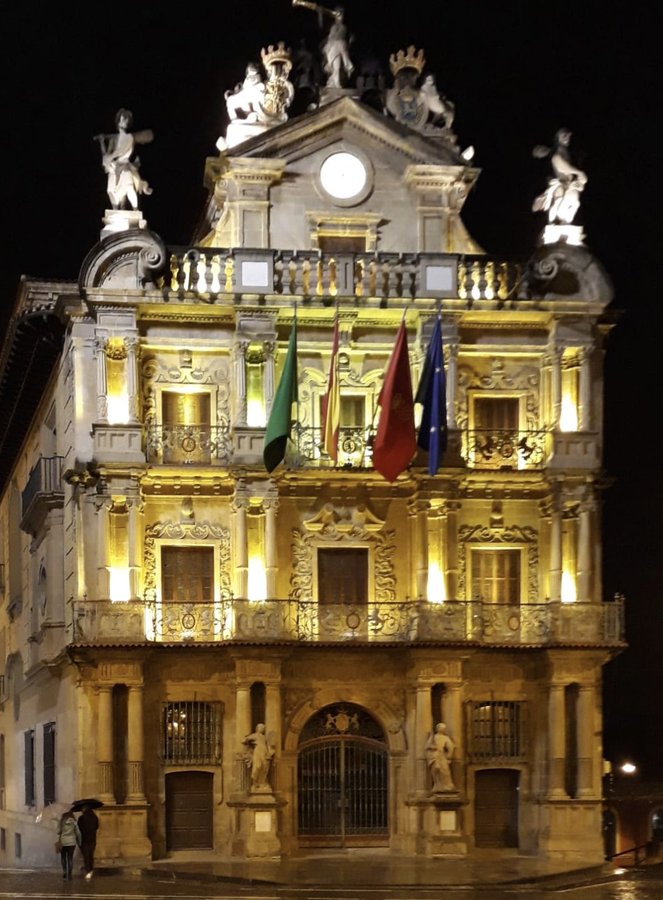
xmin=71 ymin=597 xmax=625 ymax=647
xmin=159 ymin=248 xmax=522 ymax=304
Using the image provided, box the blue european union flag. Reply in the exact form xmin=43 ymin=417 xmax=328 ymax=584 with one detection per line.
xmin=415 ymin=315 xmax=447 ymax=475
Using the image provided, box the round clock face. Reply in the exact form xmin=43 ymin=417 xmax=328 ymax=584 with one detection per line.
xmin=319 ymin=152 xmax=368 ymax=201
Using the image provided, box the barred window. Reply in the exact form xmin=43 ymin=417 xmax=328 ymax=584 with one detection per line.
xmin=468 ymin=701 xmax=525 ymax=760
xmin=162 ymin=701 xmax=221 ymax=764
xmin=43 ymin=723 xmax=56 ymax=806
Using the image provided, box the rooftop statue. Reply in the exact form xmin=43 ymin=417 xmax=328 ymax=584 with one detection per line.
xmin=532 ymin=128 xmax=587 ymax=226
xmin=225 ymin=62 xmax=265 ymax=123
xmin=292 ymin=1 xmax=354 ymax=88
xmin=420 ymin=74 xmax=455 ymax=130
xmin=224 ymin=44 xmax=294 ymax=126
xmin=385 ymin=47 xmax=456 ymax=134
xmin=94 ymin=109 xmax=153 ymax=211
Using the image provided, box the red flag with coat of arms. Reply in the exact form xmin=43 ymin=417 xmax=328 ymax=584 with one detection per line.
xmin=372 ymin=319 xmax=416 ymax=481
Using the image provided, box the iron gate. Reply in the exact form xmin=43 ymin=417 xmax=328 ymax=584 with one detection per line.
xmin=298 ymin=735 xmax=388 ymax=846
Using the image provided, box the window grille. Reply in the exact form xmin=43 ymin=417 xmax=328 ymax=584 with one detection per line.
xmin=468 ymin=701 xmax=525 ymax=761
xmin=162 ymin=701 xmax=221 ymax=764
xmin=43 ymin=723 xmax=56 ymax=806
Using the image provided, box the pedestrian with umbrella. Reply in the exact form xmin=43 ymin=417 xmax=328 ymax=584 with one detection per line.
xmin=56 ymin=808 xmax=80 ymax=879
xmin=71 ymin=798 xmax=102 ymax=880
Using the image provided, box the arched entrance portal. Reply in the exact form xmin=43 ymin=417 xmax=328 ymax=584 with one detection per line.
xmin=298 ymin=704 xmax=388 ymax=847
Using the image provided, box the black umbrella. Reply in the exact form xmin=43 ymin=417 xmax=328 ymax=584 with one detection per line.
xmin=70 ymin=798 xmax=104 ymax=813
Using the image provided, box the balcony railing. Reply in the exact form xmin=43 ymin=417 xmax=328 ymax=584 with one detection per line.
xmin=145 ymin=424 xmax=231 ymax=465
xmin=464 ymin=429 xmax=550 ymax=470
xmin=71 ymin=597 xmax=625 ymax=646
xmin=289 ymin=424 xmax=375 ymax=469
xmin=161 ymin=249 xmax=523 ymax=304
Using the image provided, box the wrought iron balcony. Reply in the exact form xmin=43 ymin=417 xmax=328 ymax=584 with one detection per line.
xmin=145 ymin=424 xmax=231 ymax=465
xmin=70 ymin=597 xmax=625 ymax=647
xmin=463 ymin=428 xmax=550 ymax=470
xmin=289 ymin=424 xmax=375 ymax=469
xmin=20 ymin=455 xmax=65 ymax=535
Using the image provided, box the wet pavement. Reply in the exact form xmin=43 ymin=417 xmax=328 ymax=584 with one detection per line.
xmin=1 ymin=853 xmax=662 ymax=899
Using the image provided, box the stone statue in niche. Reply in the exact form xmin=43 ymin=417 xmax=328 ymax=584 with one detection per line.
xmin=292 ymin=1 xmax=354 ymax=88
xmin=94 ymin=109 xmax=153 ymax=210
xmin=425 ymin=722 xmax=456 ymax=793
xmin=532 ymin=128 xmax=588 ymax=225
xmin=243 ymin=723 xmax=275 ymax=791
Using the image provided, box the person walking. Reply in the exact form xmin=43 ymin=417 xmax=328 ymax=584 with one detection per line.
xmin=56 ymin=809 xmax=80 ymax=880
xmin=77 ymin=803 xmax=99 ymax=880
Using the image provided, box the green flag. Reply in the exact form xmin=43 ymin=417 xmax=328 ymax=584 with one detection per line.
xmin=263 ymin=320 xmax=298 ymax=473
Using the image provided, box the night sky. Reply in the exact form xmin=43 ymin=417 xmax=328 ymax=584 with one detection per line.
xmin=2 ymin=2 xmax=659 ymax=776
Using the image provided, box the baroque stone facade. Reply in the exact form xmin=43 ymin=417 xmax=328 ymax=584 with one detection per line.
xmin=0 ymin=23 xmax=622 ymax=870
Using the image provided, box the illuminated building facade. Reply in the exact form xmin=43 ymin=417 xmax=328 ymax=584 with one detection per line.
xmin=0 ymin=32 xmax=623 ymax=867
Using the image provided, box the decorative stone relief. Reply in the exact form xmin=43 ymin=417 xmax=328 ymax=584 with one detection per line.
xmin=290 ymin=503 xmax=395 ymax=602
xmin=457 ymin=523 xmax=539 ymax=602
xmin=456 ymin=359 xmax=540 ymax=431
xmin=141 ymin=354 xmax=230 ymax=432
xmin=143 ymin=520 xmax=231 ymax=600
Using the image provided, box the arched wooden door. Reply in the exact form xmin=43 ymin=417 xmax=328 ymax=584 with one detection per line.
xmin=165 ymin=771 xmax=214 ymax=850
xmin=474 ymin=768 xmax=519 ymax=848
xmin=298 ymin=704 xmax=388 ymax=847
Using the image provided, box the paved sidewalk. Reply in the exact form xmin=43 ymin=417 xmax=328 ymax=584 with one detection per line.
xmin=131 ymin=850 xmax=622 ymax=888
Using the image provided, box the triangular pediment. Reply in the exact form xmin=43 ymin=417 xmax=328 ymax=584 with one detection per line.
xmin=222 ymin=96 xmax=467 ymax=168
xmin=199 ymin=95 xmax=482 ymax=255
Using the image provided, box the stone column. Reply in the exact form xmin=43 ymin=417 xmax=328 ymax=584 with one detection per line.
xmin=236 ymin=684 xmax=252 ymax=744
xmin=265 ymin=682 xmax=282 ymax=769
xmin=233 ymin=339 xmax=249 ymax=426
xmin=95 ymin=337 xmax=109 ymax=423
xmin=577 ymin=684 xmax=595 ymax=797
xmin=445 ymin=502 xmax=460 ymax=601
xmin=415 ymin=684 xmax=433 ymax=793
xmin=551 ymin=346 xmax=563 ymax=429
xmin=263 ymin=339 xmax=276 ymax=414
xmin=233 ymin=491 xmax=249 ymax=599
xmin=549 ymin=494 xmax=562 ymax=603
xmin=548 ymin=683 xmax=566 ymax=798
xmin=578 ymin=347 xmax=591 ymax=431
xmin=126 ymin=337 xmax=140 ymax=423
xmin=97 ymin=686 xmax=115 ymax=804
xmin=415 ymin=500 xmax=429 ymax=600
xmin=96 ymin=499 xmax=110 ymax=600
xmin=577 ymin=499 xmax=592 ymax=603
xmin=126 ymin=685 xmax=146 ymax=803
xmin=264 ymin=498 xmax=279 ymax=599
xmin=443 ymin=684 xmax=463 ymax=790
xmin=127 ymin=498 xmax=143 ymax=600
xmin=446 ymin=342 xmax=458 ymax=430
